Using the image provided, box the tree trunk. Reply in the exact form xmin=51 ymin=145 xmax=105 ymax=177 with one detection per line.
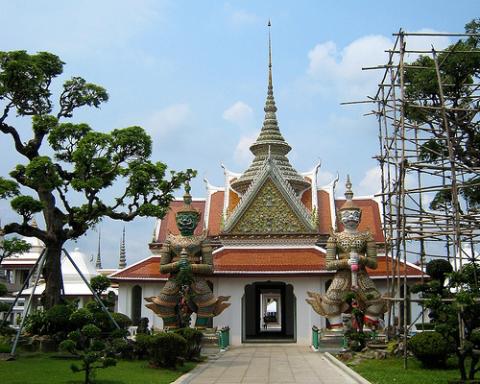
xmin=41 ymin=243 xmax=65 ymax=309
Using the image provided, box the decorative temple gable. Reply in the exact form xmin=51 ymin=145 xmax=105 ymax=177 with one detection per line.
xmin=230 ymin=179 xmax=307 ymax=233
xmin=223 ymin=158 xmax=317 ymax=234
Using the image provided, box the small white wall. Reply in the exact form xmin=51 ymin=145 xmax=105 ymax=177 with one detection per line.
xmin=117 ymin=281 xmax=166 ymax=330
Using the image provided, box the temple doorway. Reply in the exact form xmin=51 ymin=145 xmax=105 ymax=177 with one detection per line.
xmin=243 ymin=281 xmax=295 ymax=342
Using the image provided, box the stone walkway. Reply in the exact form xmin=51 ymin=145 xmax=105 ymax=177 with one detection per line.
xmin=173 ymin=345 xmax=365 ymax=384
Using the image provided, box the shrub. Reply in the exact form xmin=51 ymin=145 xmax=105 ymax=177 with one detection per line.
xmin=111 ymin=312 xmax=132 ymax=330
xmin=70 ymin=308 xmax=94 ymax=329
xmin=0 ymin=283 xmax=8 ymax=297
xmin=408 ymin=331 xmax=450 ymax=368
xmin=345 ymin=330 xmax=369 ymax=352
xmin=24 ymin=310 xmax=47 ymax=335
xmin=44 ymin=304 xmax=76 ymax=335
xmin=0 ymin=321 xmax=15 ymax=336
xmin=108 ymin=337 xmax=134 ymax=360
xmin=426 ymin=259 xmax=453 ymax=283
xmin=90 ymin=275 xmax=111 ymax=296
xmin=145 ymin=332 xmax=187 ymax=369
xmin=175 ymin=328 xmax=203 ymax=360
xmin=133 ymin=333 xmax=151 ymax=360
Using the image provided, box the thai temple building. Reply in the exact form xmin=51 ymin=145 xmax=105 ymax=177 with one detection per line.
xmin=0 ymin=221 xmax=122 ymax=326
xmin=110 ymin=34 xmax=425 ymax=346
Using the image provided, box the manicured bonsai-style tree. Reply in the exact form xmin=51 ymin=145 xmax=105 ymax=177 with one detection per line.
xmin=412 ymin=259 xmax=480 ymax=381
xmin=60 ymin=324 xmax=116 ymax=384
xmin=0 ymin=50 xmax=195 ymax=309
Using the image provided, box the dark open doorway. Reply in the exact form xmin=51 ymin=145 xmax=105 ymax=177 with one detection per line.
xmin=243 ymin=281 xmax=295 ymax=342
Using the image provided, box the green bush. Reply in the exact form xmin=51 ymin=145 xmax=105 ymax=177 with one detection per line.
xmin=90 ymin=275 xmax=111 ymax=296
xmin=345 ymin=330 xmax=369 ymax=352
xmin=111 ymin=312 xmax=132 ymax=330
xmin=0 ymin=283 xmax=8 ymax=296
xmin=108 ymin=338 xmax=134 ymax=360
xmin=426 ymin=259 xmax=453 ymax=283
xmin=174 ymin=328 xmax=203 ymax=360
xmin=24 ymin=310 xmax=47 ymax=335
xmin=408 ymin=331 xmax=450 ymax=368
xmin=70 ymin=308 xmax=94 ymax=329
xmin=133 ymin=333 xmax=151 ymax=360
xmin=44 ymin=304 xmax=76 ymax=335
xmin=145 ymin=332 xmax=187 ymax=369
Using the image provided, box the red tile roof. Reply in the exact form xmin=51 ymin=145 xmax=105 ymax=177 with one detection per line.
xmin=214 ymin=247 xmax=326 ymax=272
xmin=109 ymin=250 xmax=425 ymax=280
xmin=317 ymin=190 xmax=332 ymax=235
xmin=208 ymin=191 xmax=224 ymax=236
xmin=368 ymin=256 xmax=425 ymax=278
xmin=109 ymin=256 xmax=167 ymax=281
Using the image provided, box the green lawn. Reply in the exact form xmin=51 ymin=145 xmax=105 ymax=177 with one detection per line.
xmin=351 ymin=357 xmax=463 ymax=384
xmin=0 ymin=353 xmax=196 ymax=384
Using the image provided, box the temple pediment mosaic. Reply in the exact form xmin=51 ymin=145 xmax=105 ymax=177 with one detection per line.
xmin=228 ymin=178 xmax=311 ymax=234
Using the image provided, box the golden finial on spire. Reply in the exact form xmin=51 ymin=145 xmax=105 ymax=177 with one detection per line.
xmin=267 ymin=19 xmax=273 ymax=93
xmin=268 ymin=20 xmax=272 ymax=69
xmin=345 ymin=175 xmax=353 ymax=200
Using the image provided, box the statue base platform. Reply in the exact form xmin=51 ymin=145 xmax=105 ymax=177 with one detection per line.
xmin=319 ymin=329 xmax=347 ymax=351
xmin=201 ymin=328 xmax=221 ymax=357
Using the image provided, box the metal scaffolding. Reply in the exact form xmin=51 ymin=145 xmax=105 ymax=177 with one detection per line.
xmin=347 ymin=29 xmax=480 ymax=366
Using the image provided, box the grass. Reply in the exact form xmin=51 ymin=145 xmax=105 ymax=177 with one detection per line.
xmin=350 ymin=356 xmax=463 ymax=384
xmin=0 ymin=353 xmax=196 ymax=384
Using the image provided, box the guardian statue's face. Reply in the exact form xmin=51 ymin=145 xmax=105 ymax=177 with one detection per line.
xmin=340 ymin=209 xmax=361 ymax=231
xmin=176 ymin=211 xmax=199 ymax=236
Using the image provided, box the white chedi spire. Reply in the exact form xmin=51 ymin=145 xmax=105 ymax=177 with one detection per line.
xmin=118 ymin=227 xmax=126 ymax=269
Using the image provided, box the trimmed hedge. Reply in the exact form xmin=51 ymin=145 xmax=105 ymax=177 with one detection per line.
xmin=408 ymin=331 xmax=450 ymax=368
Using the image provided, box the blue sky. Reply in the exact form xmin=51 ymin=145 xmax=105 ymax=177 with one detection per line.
xmin=0 ymin=1 xmax=477 ymax=267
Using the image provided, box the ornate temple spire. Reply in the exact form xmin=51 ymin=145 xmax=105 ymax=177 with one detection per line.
xmin=230 ymin=21 xmax=310 ymax=195
xmin=340 ymin=175 xmax=361 ymax=211
xmin=118 ymin=227 xmax=126 ymax=269
xmin=95 ymin=227 xmax=102 ymax=269
xmin=344 ymin=175 xmax=354 ymax=201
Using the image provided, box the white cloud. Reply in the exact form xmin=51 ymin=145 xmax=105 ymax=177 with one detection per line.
xmin=145 ymin=104 xmax=191 ymax=138
xmin=358 ymin=166 xmax=382 ymax=196
xmin=307 ymin=35 xmax=392 ymax=100
xmin=306 ymin=30 xmax=452 ymax=101
xmin=317 ymin=170 xmax=336 ymax=187
xmin=402 ymin=29 xmax=451 ymax=61
xmin=231 ymin=9 xmax=258 ymax=26
xmin=224 ymin=4 xmax=259 ymax=27
xmin=234 ymin=133 xmax=257 ymax=165
xmin=1 ymin=0 xmax=164 ymax=55
xmin=223 ymin=101 xmax=254 ymax=128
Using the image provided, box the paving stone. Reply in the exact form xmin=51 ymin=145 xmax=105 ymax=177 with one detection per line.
xmin=174 ymin=345 xmax=363 ymax=384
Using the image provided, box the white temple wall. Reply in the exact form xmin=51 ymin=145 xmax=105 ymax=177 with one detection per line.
xmin=116 ymin=276 xmax=424 ymax=344
xmin=117 ymin=281 xmax=166 ymax=330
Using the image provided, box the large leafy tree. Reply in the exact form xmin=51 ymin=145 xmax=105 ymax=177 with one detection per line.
xmin=0 ymin=51 xmax=194 ymax=308
xmin=404 ymin=19 xmax=480 ymax=211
